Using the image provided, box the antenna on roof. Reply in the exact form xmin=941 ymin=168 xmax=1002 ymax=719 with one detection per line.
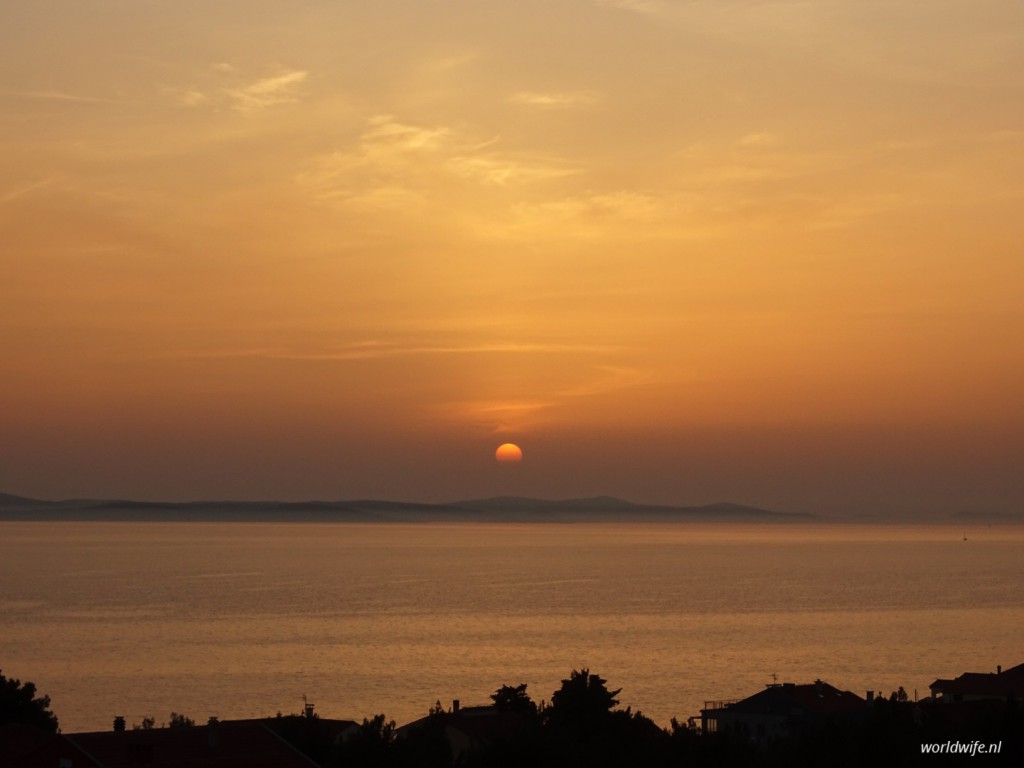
xmin=770 ymin=673 xmax=778 ymax=687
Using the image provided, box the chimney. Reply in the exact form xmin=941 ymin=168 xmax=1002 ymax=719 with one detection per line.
xmin=304 ymin=702 xmax=315 ymax=719
xmin=997 ymin=665 xmax=1002 ymax=675
xmin=452 ymin=699 xmax=460 ymax=713
xmin=867 ymin=691 xmax=874 ymax=703
xmin=113 ymin=716 xmax=126 ymax=733
xmin=207 ymin=717 xmax=219 ymax=751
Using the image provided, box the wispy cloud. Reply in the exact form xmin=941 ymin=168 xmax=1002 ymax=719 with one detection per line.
xmin=738 ymin=132 xmax=779 ymax=148
xmin=596 ymin=0 xmax=667 ymax=16
xmin=808 ymin=192 xmax=922 ymax=231
xmin=498 ymin=190 xmax=699 ymax=241
xmin=440 ymin=364 xmax=653 ymax=433
xmin=227 ymin=70 xmax=308 ymax=110
xmin=362 ymin=115 xmax=450 ymax=152
xmin=297 ymin=115 xmax=450 ymax=207
xmin=508 ymin=90 xmax=600 ymax=107
xmin=438 ymin=399 xmax=557 ymax=434
xmin=168 ymin=67 xmax=309 ymax=111
xmin=556 ymin=365 xmax=653 ymax=399
xmin=447 ymin=155 xmax=578 ymax=185
xmin=1 ymin=178 xmax=56 ymax=203
xmin=0 ymin=89 xmax=116 ymax=104
xmin=165 ymin=339 xmax=615 ymax=362
xmin=600 ymin=0 xmax=1023 ymax=87
xmin=175 ymin=89 xmax=211 ymax=107
xmin=300 ymin=114 xmax=577 ymax=208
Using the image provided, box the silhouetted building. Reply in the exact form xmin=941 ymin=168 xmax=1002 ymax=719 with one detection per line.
xmin=65 ymin=719 xmax=327 ymax=768
xmin=700 ymin=680 xmax=866 ymax=744
xmin=0 ymin=723 xmax=101 ymax=768
xmin=0 ymin=716 xmax=363 ymax=768
xmin=398 ymin=701 xmax=528 ymax=761
xmin=929 ymin=661 xmax=1024 ymax=703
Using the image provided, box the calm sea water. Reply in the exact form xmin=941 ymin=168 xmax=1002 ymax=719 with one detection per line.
xmin=1 ymin=521 xmax=1021 ymax=732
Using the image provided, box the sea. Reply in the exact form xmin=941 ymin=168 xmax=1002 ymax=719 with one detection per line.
xmin=1 ymin=521 xmax=1021 ymax=733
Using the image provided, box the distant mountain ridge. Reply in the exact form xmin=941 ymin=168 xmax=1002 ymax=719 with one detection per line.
xmin=0 ymin=492 xmax=815 ymax=523
xmin=0 ymin=492 xmax=49 ymax=506
xmin=451 ymin=495 xmax=806 ymax=520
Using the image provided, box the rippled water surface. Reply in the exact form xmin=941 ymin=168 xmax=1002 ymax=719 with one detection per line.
xmin=2 ymin=521 xmax=1021 ymax=731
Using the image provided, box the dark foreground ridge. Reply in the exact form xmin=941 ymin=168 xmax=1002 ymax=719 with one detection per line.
xmin=2 ymin=666 xmax=1021 ymax=767
xmin=0 ymin=492 xmax=816 ymax=523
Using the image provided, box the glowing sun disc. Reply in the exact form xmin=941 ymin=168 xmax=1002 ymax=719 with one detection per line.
xmin=495 ymin=443 xmax=523 ymax=463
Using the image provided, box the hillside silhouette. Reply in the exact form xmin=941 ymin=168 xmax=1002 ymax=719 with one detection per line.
xmin=0 ymin=493 xmax=814 ymax=523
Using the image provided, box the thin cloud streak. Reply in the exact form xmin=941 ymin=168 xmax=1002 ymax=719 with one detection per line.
xmin=0 ymin=89 xmax=118 ymax=104
xmin=162 ymin=341 xmax=619 ymax=362
xmin=441 ymin=365 xmax=654 ymax=434
xmin=227 ymin=70 xmax=308 ymax=110
xmin=300 ymin=114 xmax=579 ymax=207
xmin=1 ymin=178 xmax=56 ymax=203
xmin=508 ymin=90 xmax=600 ymax=107
xmin=556 ymin=365 xmax=654 ymax=399
xmin=169 ymin=68 xmax=310 ymax=111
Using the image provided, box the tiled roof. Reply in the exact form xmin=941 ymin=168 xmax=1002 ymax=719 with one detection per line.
xmin=399 ymin=705 xmax=530 ymax=747
xmin=66 ymin=720 xmax=322 ymax=768
xmin=0 ymin=723 xmax=101 ymax=768
xmin=929 ymin=662 xmax=1024 ymax=698
xmin=710 ymin=682 xmax=865 ymax=716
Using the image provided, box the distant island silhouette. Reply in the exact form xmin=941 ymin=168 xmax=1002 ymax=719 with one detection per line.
xmin=0 ymin=492 xmax=816 ymax=523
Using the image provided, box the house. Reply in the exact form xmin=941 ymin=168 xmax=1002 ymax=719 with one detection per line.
xmin=65 ymin=718 xmax=325 ymax=768
xmin=929 ymin=662 xmax=1024 ymax=703
xmin=700 ymin=680 xmax=866 ymax=744
xmin=0 ymin=723 xmax=101 ymax=768
xmin=398 ymin=700 xmax=531 ymax=761
xmin=1 ymin=714 xmax=359 ymax=768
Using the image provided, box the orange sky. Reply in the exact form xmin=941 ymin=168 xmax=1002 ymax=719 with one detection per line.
xmin=2 ymin=1 xmax=1022 ymax=515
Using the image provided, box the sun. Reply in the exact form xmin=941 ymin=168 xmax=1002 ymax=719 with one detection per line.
xmin=495 ymin=443 xmax=523 ymax=463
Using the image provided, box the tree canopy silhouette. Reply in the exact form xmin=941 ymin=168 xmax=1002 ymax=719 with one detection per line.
xmin=0 ymin=670 xmax=59 ymax=733
xmin=169 ymin=711 xmax=195 ymax=728
xmin=547 ymin=668 xmax=620 ymax=726
xmin=490 ymin=683 xmax=538 ymax=715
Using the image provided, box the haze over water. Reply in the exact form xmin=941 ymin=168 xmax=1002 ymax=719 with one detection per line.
xmin=3 ymin=520 xmax=1020 ymax=732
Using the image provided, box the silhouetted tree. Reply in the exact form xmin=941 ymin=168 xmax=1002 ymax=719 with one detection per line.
xmin=334 ymin=713 xmax=396 ymax=768
xmin=169 ymin=711 xmax=195 ymax=728
xmin=0 ymin=670 xmax=59 ymax=732
xmin=546 ymin=668 xmax=620 ymax=729
xmin=491 ymin=683 xmax=538 ymax=715
xmin=132 ymin=712 xmax=195 ymax=730
xmin=541 ymin=669 xmax=636 ymax=768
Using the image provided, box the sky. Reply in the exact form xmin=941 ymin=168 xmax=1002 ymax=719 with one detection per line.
xmin=2 ymin=1 xmax=1023 ymax=516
